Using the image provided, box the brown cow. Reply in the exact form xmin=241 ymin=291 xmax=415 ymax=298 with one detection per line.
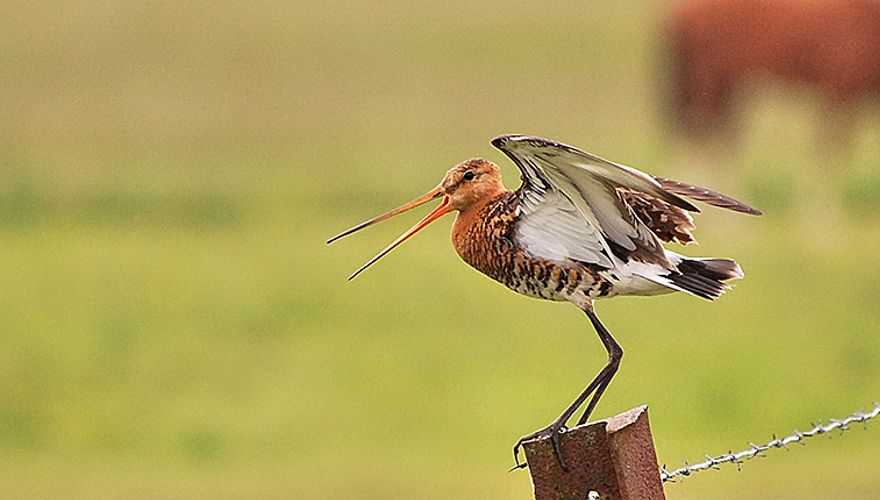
xmin=666 ymin=0 xmax=880 ymax=148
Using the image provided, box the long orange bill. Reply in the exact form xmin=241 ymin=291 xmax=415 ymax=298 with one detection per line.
xmin=326 ymin=187 xmax=454 ymax=280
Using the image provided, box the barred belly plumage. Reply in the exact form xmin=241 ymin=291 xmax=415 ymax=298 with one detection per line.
xmin=503 ymin=261 xmax=609 ymax=303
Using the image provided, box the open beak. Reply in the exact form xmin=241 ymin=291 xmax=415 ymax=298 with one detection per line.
xmin=326 ymin=186 xmax=454 ymax=280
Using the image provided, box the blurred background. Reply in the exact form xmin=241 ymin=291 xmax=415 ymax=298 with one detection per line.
xmin=1 ymin=1 xmax=879 ymax=498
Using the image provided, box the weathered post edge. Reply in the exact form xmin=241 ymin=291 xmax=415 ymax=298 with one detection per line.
xmin=523 ymin=406 xmax=665 ymax=500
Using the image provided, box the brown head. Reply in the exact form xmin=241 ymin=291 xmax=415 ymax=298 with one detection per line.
xmin=327 ymin=157 xmax=506 ymax=279
xmin=440 ymin=158 xmax=505 ymax=211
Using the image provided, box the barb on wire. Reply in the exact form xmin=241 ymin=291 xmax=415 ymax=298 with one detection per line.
xmin=660 ymin=402 xmax=880 ymax=483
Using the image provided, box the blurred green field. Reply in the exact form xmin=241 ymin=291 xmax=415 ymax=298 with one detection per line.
xmin=1 ymin=1 xmax=880 ymax=498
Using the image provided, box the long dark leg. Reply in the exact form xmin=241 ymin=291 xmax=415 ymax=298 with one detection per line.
xmin=512 ymin=307 xmax=623 ymax=470
xmin=576 ymin=310 xmax=623 ymax=426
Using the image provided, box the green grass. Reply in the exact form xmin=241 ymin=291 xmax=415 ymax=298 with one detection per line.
xmin=1 ymin=1 xmax=879 ymax=498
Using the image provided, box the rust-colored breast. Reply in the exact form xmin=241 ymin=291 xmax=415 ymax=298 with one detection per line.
xmin=451 ymin=191 xmax=519 ymax=285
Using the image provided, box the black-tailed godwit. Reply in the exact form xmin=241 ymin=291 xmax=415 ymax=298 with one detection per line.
xmin=328 ymin=135 xmax=761 ymax=469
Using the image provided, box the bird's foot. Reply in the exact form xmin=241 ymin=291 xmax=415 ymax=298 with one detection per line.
xmin=512 ymin=421 xmax=569 ymax=471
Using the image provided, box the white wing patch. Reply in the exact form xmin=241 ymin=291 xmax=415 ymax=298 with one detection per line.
xmin=513 ymin=189 xmax=613 ymax=267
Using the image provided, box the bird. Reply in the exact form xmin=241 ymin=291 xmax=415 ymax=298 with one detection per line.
xmin=327 ymin=134 xmax=761 ymax=470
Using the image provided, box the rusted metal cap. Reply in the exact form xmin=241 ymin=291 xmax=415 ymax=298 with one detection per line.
xmin=523 ymin=405 xmax=665 ymax=500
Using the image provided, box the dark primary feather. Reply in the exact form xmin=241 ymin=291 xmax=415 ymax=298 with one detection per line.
xmin=654 ymin=177 xmax=763 ymax=216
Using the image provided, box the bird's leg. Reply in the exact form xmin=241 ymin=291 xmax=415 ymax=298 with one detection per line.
xmin=512 ymin=308 xmax=623 ymax=471
xmin=576 ymin=310 xmax=623 ymax=426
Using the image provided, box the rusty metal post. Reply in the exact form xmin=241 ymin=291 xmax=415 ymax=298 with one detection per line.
xmin=523 ymin=405 xmax=665 ymax=500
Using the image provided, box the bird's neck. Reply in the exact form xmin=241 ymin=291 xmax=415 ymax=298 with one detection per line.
xmin=451 ymin=190 xmax=515 ymax=270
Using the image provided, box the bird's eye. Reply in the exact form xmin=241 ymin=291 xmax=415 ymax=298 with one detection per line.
xmin=463 ymin=171 xmax=476 ymax=181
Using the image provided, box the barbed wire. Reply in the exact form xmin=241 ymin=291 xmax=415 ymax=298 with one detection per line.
xmin=660 ymin=402 xmax=880 ymax=483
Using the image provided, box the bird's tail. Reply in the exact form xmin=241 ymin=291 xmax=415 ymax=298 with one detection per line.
xmin=664 ymin=255 xmax=743 ymax=300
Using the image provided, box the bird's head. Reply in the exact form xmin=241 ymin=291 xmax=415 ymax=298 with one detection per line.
xmin=440 ymin=158 xmax=505 ymax=211
xmin=326 ymin=157 xmax=505 ymax=280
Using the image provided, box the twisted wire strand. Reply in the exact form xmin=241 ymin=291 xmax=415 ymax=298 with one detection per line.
xmin=660 ymin=402 xmax=880 ymax=483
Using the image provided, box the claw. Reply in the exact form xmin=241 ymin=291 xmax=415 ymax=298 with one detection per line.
xmin=511 ymin=423 xmax=569 ymax=472
xmin=512 ymin=438 xmax=527 ymax=469
xmin=549 ymin=427 xmax=569 ymax=471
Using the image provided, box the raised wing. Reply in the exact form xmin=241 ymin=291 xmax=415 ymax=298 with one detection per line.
xmin=493 ymin=135 xmax=699 ymax=267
